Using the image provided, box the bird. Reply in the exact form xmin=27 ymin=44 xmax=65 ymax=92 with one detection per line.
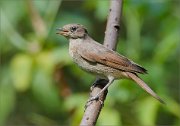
xmin=56 ymin=23 xmax=165 ymax=104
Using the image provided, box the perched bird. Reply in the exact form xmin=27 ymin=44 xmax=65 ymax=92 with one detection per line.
xmin=56 ymin=24 xmax=164 ymax=104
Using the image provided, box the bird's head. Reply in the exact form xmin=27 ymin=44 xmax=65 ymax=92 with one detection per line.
xmin=56 ymin=24 xmax=88 ymax=39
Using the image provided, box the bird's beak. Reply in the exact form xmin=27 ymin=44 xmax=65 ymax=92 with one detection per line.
xmin=56 ymin=28 xmax=69 ymax=35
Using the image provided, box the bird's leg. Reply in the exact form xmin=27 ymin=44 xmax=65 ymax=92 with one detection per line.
xmin=90 ymin=78 xmax=109 ymax=91
xmin=89 ymin=77 xmax=114 ymax=102
xmin=85 ymin=78 xmax=109 ymax=109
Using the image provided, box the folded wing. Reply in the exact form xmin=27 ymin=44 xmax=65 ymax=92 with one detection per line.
xmin=78 ymin=45 xmax=147 ymax=74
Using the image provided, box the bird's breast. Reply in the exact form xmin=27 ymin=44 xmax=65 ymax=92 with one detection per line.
xmin=69 ymin=46 xmax=76 ymax=58
xmin=69 ymin=39 xmax=83 ymax=63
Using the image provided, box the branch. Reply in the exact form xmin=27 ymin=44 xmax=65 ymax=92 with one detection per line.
xmin=80 ymin=0 xmax=123 ymax=125
xmin=104 ymin=0 xmax=122 ymax=50
xmin=26 ymin=0 xmax=47 ymax=38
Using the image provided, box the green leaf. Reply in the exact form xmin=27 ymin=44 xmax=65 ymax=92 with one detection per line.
xmin=95 ymin=0 xmax=109 ymax=21
xmin=124 ymin=7 xmax=142 ymax=60
xmin=136 ymin=97 xmax=160 ymax=125
xmin=10 ymin=54 xmax=33 ymax=92
xmin=64 ymin=94 xmax=87 ymax=126
xmin=1 ymin=0 xmax=26 ymax=25
xmin=32 ymin=68 xmax=62 ymax=113
xmin=51 ymin=47 xmax=72 ymax=66
xmin=64 ymin=94 xmax=87 ymax=110
xmin=35 ymin=47 xmax=72 ymax=73
xmin=0 ymin=71 xmax=15 ymax=126
xmin=164 ymin=97 xmax=180 ymax=118
xmin=97 ymin=107 xmax=122 ymax=126
xmin=153 ymin=30 xmax=180 ymax=64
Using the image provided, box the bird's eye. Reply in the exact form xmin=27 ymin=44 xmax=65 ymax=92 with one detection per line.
xmin=70 ymin=26 xmax=77 ymax=32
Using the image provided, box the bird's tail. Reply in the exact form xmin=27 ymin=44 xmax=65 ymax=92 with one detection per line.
xmin=126 ymin=72 xmax=165 ymax=104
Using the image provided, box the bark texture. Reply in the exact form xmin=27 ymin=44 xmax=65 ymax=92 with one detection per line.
xmin=80 ymin=0 xmax=123 ymax=125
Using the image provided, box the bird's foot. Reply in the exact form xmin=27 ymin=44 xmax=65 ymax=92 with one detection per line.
xmin=89 ymin=96 xmax=104 ymax=106
xmin=89 ymin=96 xmax=99 ymax=102
xmin=85 ymin=95 xmax=104 ymax=109
xmin=86 ymin=79 xmax=108 ymax=109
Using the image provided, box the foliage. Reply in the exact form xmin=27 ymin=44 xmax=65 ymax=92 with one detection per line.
xmin=0 ymin=0 xmax=179 ymax=125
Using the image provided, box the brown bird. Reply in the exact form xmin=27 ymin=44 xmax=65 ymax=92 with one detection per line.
xmin=56 ymin=24 xmax=165 ymax=104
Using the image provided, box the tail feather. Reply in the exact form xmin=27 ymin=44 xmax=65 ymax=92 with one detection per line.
xmin=135 ymin=65 xmax=147 ymax=74
xmin=131 ymin=63 xmax=148 ymax=74
xmin=127 ymin=72 xmax=165 ymax=104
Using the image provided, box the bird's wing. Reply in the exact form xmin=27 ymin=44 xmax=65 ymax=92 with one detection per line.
xmin=78 ymin=43 xmax=147 ymax=74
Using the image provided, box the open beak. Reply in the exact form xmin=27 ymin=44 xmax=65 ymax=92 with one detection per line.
xmin=56 ymin=28 xmax=69 ymax=35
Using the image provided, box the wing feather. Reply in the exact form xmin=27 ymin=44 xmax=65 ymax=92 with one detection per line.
xmin=78 ymin=47 xmax=147 ymax=74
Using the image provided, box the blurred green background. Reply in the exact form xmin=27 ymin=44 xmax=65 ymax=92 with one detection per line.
xmin=0 ymin=0 xmax=180 ymax=125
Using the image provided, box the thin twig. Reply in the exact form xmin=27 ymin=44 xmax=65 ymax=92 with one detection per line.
xmin=26 ymin=0 xmax=47 ymax=38
xmin=80 ymin=0 xmax=123 ymax=125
